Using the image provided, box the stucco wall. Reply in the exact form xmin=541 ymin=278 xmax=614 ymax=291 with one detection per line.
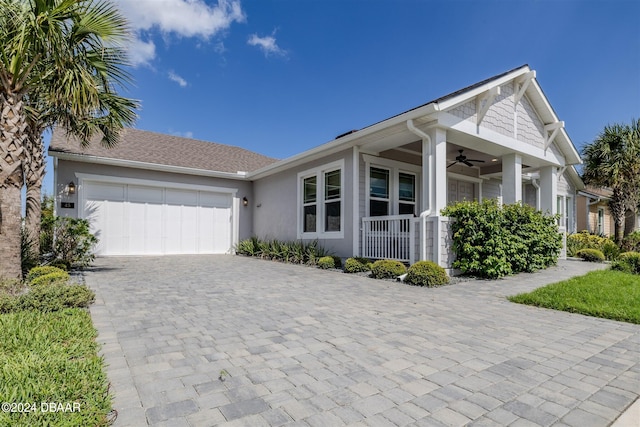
xmin=252 ymin=148 xmax=355 ymax=258
xmin=55 ymin=160 xmax=255 ymax=240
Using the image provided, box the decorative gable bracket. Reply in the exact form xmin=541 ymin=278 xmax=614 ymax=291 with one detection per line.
xmin=544 ymin=121 xmax=564 ymax=153
xmin=514 ymin=71 xmax=536 ymax=105
xmin=476 ymin=86 xmax=501 ymax=126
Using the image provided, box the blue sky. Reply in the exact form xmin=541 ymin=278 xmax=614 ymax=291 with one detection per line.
xmin=43 ymin=0 xmax=639 ymax=194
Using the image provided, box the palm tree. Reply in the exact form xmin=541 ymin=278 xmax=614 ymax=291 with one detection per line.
xmin=1 ymin=0 xmax=137 ymax=278
xmin=582 ymin=119 xmax=640 ymax=245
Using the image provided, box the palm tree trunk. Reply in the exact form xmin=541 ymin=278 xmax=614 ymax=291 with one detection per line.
xmin=609 ymin=189 xmax=627 ymax=246
xmin=24 ymin=130 xmax=45 ymax=258
xmin=0 ymin=93 xmax=27 ymax=279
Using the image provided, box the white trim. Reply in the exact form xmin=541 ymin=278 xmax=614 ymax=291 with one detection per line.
xmin=362 ymin=154 xmax=421 ymax=173
xmin=55 ymin=151 xmax=248 ymax=180
xmin=75 ymin=173 xmax=238 ymax=195
xmin=446 ymin=172 xmax=484 ymax=184
xmin=352 ymin=147 xmax=360 ymax=256
xmin=296 ymin=159 xmax=345 ymax=239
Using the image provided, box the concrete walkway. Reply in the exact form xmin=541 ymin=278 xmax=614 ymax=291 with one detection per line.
xmin=86 ymin=256 xmax=639 ymax=426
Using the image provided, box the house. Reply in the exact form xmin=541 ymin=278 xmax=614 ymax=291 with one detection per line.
xmin=576 ymin=187 xmax=615 ymax=236
xmin=50 ymin=64 xmax=584 ymax=270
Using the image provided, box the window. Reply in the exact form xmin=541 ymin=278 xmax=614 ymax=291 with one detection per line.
xmin=399 ymin=173 xmax=416 ymax=215
xmin=298 ymin=161 xmax=344 ymax=238
xmin=565 ymin=196 xmax=573 ymax=233
xmin=597 ymin=207 xmax=604 ymax=235
xmin=367 ymin=164 xmax=418 ymax=217
xmin=369 ymin=167 xmax=390 ymax=217
xmin=324 ymin=170 xmax=341 ymax=232
xmin=303 ymin=176 xmax=317 ymax=233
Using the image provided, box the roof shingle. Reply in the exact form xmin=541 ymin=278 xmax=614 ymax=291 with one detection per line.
xmin=49 ymin=128 xmax=277 ymax=174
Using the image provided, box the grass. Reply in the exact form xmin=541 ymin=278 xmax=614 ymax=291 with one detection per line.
xmin=509 ymin=269 xmax=640 ymax=324
xmin=0 ymin=308 xmax=111 ymax=426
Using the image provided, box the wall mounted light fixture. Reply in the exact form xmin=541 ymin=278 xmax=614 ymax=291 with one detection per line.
xmin=242 ymin=196 xmax=249 ymax=207
xmin=65 ymin=181 xmax=76 ymax=195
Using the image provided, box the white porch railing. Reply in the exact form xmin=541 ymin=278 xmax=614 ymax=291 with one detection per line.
xmin=361 ymin=215 xmax=416 ymax=262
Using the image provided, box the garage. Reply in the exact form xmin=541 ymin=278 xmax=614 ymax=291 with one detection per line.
xmin=82 ymin=180 xmax=233 ymax=256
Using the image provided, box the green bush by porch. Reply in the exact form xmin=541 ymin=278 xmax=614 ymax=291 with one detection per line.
xmin=442 ymin=200 xmax=562 ymax=278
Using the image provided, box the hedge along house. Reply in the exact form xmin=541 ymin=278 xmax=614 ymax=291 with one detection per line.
xmin=50 ymin=65 xmax=583 ymax=268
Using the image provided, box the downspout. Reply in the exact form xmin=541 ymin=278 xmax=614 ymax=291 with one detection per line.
xmin=531 ymin=178 xmax=540 ymax=211
xmin=406 ymin=119 xmax=432 ymax=262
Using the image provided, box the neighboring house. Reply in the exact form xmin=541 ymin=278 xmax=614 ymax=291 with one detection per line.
xmin=576 ymin=187 xmax=615 ymax=236
xmin=50 ymin=64 xmax=584 ymax=270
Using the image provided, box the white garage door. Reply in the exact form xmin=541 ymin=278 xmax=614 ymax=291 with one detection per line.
xmin=83 ymin=181 xmax=232 ymax=255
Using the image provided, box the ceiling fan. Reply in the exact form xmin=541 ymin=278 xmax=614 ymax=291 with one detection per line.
xmin=447 ymin=149 xmax=486 ymax=168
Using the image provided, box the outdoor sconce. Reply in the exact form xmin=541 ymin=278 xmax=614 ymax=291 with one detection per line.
xmin=242 ymin=196 xmax=249 ymax=207
xmin=65 ymin=181 xmax=76 ymax=195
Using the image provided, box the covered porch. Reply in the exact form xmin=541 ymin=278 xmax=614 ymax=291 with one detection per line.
xmin=316 ymin=66 xmax=583 ymax=269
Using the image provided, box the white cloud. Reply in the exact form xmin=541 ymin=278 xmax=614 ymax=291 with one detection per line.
xmin=128 ymin=37 xmax=156 ymax=68
xmin=247 ymin=32 xmax=286 ymax=57
xmin=168 ymin=71 xmax=188 ymax=87
xmin=115 ymin=0 xmax=246 ymax=67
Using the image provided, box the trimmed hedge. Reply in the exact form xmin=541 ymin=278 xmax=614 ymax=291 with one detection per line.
xmin=344 ymin=257 xmax=372 ymax=273
xmin=371 ymin=260 xmax=406 ymax=279
xmin=26 ymin=266 xmax=67 ymax=283
xmin=612 ymin=252 xmax=640 ymax=274
xmin=318 ymin=256 xmax=342 ymax=269
xmin=30 ymin=271 xmax=70 ymax=287
xmin=567 ymin=231 xmax=619 ymax=261
xmin=442 ymin=200 xmax=562 ymax=278
xmin=0 ymin=284 xmax=95 ymax=314
xmin=577 ymin=248 xmax=606 ymax=262
xmin=405 ymin=261 xmax=449 ymax=287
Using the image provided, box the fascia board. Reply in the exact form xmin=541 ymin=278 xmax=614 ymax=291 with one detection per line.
xmin=49 ymin=151 xmax=248 ymax=180
xmin=436 ymin=67 xmax=531 ymax=111
xmin=248 ymin=103 xmax=439 ymax=180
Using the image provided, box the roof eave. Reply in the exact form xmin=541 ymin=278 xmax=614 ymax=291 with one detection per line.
xmin=49 ymin=150 xmax=250 ymax=180
xmin=248 ymin=103 xmax=440 ymax=179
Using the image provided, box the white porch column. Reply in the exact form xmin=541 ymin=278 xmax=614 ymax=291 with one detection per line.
xmin=539 ymin=166 xmax=557 ymax=215
xmin=502 ymin=153 xmax=522 ymax=204
xmin=429 ymin=127 xmax=448 ymax=213
xmin=428 ymin=127 xmax=447 ymax=266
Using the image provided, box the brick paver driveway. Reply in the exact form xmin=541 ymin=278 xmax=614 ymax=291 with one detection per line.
xmin=87 ymin=256 xmax=639 ymax=427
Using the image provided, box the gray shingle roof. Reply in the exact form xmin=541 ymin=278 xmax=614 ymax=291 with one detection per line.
xmin=49 ymin=128 xmax=277 ymax=174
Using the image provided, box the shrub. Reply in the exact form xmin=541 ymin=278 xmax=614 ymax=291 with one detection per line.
xmin=567 ymin=231 xmax=619 ymax=261
xmin=317 ymin=256 xmax=336 ymax=269
xmin=26 ymin=266 xmax=67 ymax=283
xmin=30 ymin=271 xmax=71 ymax=287
xmin=0 ymin=294 xmax=17 ymax=313
xmin=0 ymin=279 xmax=27 ymax=297
xmin=50 ymin=217 xmax=98 ymax=268
xmin=577 ymin=248 xmax=605 ymax=262
xmin=344 ymin=257 xmax=372 ymax=273
xmin=405 ymin=261 xmax=449 ymax=287
xmin=371 ymin=259 xmax=407 ymax=279
xmin=442 ymin=200 xmax=561 ymax=278
xmin=235 ymin=237 xmax=261 ymax=257
xmin=611 ymin=252 xmax=640 ymax=274
xmin=17 ymin=283 xmax=95 ymax=312
xmin=622 ymin=231 xmax=640 ymax=253
xmin=234 ymin=237 xmax=330 ymax=265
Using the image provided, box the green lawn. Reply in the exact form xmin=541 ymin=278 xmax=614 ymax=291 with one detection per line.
xmin=0 ymin=308 xmax=111 ymax=427
xmin=509 ymin=269 xmax=640 ymax=324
